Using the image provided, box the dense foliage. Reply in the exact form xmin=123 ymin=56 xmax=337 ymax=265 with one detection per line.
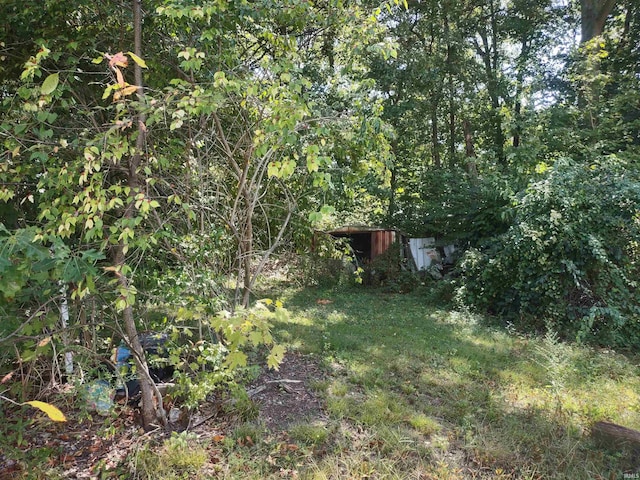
xmin=459 ymin=157 xmax=640 ymax=345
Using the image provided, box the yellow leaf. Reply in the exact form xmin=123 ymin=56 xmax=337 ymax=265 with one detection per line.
xmin=127 ymin=51 xmax=148 ymax=68
xmin=267 ymin=344 xmax=286 ymax=370
xmin=37 ymin=337 xmax=51 ymax=348
xmin=120 ymin=85 xmax=140 ymax=97
xmin=25 ymin=400 xmax=67 ymax=422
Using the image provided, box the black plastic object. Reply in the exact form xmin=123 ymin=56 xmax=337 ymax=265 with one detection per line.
xmin=114 ymin=332 xmax=174 ymax=400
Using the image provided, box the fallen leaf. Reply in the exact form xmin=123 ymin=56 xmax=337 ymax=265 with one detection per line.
xmin=25 ymin=400 xmax=67 ymax=422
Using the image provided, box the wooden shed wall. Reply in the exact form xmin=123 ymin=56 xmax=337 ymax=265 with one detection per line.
xmin=371 ymin=230 xmax=396 ymax=259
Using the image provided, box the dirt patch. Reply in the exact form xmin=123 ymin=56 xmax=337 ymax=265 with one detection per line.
xmin=247 ymin=352 xmax=328 ymax=431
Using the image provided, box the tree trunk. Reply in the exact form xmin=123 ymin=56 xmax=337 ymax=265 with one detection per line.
xmin=431 ymin=94 xmax=441 ymax=168
xmin=476 ymin=3 xmax=505 ymax=166
xmin=114 ymin=0 xmax=167 ymax=430
xmin=241 ymin=217 xmax=253 ymax=308
xmin=463 ymin=119 xmax=478 ymax=178
xmin=591 ymin=421 xmax=640 ymax=450
xmin=448 ymin=90 xmax=456 ymax=167
xmin=581 ymin=0 xmax=617 ymax=44
xmin=489 ymin=0 xmax=505 ymax=165
xmin=512 ymin=40 xmax=529 ymax=148
xmin=444 ymin=7 xmax=456 ymax=167
xmin=387 ymin=142 xmax=398 ymax=223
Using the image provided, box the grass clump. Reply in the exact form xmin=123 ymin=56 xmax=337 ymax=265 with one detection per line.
xmin=408 ymin=413 xmax=441 ymax=436
xmin=230 ymin=422 xmax=264 ymax=448
xmin=288 ymin=422 xmax=329 ymax=446
xmin=132 ymin=431 xmax=208 ymax=480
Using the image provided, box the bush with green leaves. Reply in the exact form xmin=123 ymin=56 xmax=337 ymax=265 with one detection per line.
xmin=458 ymin=156 xmax=640 ymax=347
xmin=166 ymin=300 xmax=287 ymax=409
xmin=301 ymin=234 xmax=363 ymax=287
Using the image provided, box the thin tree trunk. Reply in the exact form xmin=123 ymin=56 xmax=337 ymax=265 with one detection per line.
xmin=513 ymin=40 xmax=529 ymax=148
xmin=444 ymin=8 xmax=456 ymax=167
xmin=448 ymin=89 xmax=456 ymax=166
xmin=387 ymin=141 xmax=398 ymax=223
xmin=241 ymin=216 xmax=253 ymax=307
xmin=431 ymin=95 xmax=441 ymax=168
xmin=463 ymin=119 xmax=478 ymax=178
xmin=476 ymin=10 xmax=505 ymax=166
xmin=113 ymin=0 xmax=167 ymax=430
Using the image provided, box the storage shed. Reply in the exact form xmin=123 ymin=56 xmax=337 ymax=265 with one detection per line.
xmin=319 ymin=226 xmax=406 ymax=264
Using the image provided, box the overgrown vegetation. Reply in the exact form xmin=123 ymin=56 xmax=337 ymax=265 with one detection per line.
xmin=1 ymin=0 xmax=639 ymax=477
xmin=114 ymin=285 xmax=637 ymax=479
xmin=458 ymin=157 xmax=640 ymax=346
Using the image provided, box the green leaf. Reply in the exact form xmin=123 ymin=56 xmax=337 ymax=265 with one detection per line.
xmin=320 ymin=205 xmax=335 ymax=215
xmin=41 ymin=73 xmax=59 ymax=95
xmin=225 ymin=351 xmax=247 ymax=370
xmin=249 ymin=330 xmax=264 ymax=346
xmin=267 ymin=344 xmax=286 ymax=370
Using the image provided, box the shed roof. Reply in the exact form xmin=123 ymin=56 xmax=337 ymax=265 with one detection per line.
xmin=322 ymin=225 xmax=402 ymax=235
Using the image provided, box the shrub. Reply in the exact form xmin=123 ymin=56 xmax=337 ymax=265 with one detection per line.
xmin=301 ymin=234 xmax=362 ymax=287
xmin=458 ymin=157 xmax=640 ymax=347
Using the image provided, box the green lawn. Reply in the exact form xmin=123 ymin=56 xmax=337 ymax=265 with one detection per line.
xmin=243 ymin=284 xmax=640 ymax=479
xmin=127 ymin=284 xmax=640 ymax=479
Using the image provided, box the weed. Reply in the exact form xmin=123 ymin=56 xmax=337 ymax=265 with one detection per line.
xmin=534 ymin=328 xmax=575 ymax=415
xmin=230 ymin=422 xmax=265 ymax=448
xmin=308 ymin=378 xmax=330 ymax=394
